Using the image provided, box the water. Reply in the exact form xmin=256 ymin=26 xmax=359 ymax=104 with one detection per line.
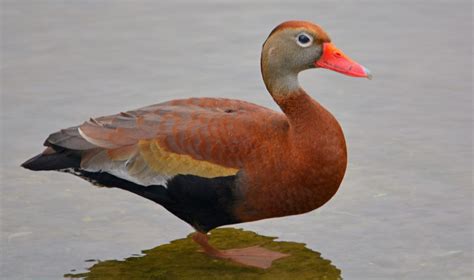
xmin=1 ymin=1 xmax=472 ymax=279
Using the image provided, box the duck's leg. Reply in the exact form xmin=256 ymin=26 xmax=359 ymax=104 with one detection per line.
xmin=191 ymin=232 xmax=289 ymax=269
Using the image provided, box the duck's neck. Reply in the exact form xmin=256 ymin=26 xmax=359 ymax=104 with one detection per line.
xmin=263 ymin=71 xmax=327 ymax=133
xmin=276 ymin=88 xmax=332 ymax=141
xmin=261 ymin=49 xmax=339 ymax=135
xmin=263 ymin=70 xmax=300 ymax=96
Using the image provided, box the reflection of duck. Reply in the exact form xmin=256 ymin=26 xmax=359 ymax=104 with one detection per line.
xmin=65 ymin=228 xmax=342 ymax=279
xmin=22 ymin=21 xmax=370 ymax=268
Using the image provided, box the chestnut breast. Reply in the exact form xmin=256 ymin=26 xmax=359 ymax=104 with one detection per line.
xmin=235 ymin=95 xmax=347 ymax=222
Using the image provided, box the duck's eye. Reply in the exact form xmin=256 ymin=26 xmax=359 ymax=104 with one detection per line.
xmin=296 ymin=33 xmax=313 ymax=47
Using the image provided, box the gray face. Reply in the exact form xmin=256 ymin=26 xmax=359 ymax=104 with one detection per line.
xmin=262 ymin=28 xmax=324 ymax=75
xmin=261 ymin=28 xmax=325 ymax=94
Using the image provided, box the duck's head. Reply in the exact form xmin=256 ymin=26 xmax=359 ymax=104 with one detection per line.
xmin=261 ymin=20 xmax=371 ymax=95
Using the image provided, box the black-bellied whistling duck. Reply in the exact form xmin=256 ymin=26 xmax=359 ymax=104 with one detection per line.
xmin=22 ymin=21 xmax=371 ymax=269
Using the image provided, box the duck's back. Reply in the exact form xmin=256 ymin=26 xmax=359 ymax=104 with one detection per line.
xmin=77 ymin=97 xmax=287 ymax=180
xmin=23 ymin=97 xmax=291 ymax=186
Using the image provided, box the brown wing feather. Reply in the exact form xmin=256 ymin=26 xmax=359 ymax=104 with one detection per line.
xmin=79 ymin=98 xmax=287 ymax=173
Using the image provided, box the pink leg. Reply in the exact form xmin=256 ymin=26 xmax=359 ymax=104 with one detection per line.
xmin=191 ymin=232 xmax=225 ymax=258
xmin=191 ymin=232 xmax=289 ymax=269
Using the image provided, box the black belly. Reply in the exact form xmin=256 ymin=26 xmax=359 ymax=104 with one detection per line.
xmin=70 ymin=170 xmax=242 ymax=232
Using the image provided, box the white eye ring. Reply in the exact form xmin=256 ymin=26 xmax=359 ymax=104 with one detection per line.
xmin=296 ymin=32 xmax=313 ymax=47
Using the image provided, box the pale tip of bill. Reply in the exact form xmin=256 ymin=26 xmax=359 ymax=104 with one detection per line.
xmin=363 ymin=66 xmax=373 ymax=80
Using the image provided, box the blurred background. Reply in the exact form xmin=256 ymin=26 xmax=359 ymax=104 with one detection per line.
xmin=1 ymin=0 xmax=472 ymax=279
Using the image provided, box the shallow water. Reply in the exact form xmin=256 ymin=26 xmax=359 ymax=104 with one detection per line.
xmin=65 ymin=228 xmax=343 ymax=279
xmin=1 ymin=1 xmax=472 ymax=279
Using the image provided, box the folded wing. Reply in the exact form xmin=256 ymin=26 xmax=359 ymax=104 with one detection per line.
xmin=52 ymin=98 xmax=286 ymax=186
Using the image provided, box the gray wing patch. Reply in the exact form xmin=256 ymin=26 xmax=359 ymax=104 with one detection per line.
xmin=46 ymin=126 xmax=97 ymax=150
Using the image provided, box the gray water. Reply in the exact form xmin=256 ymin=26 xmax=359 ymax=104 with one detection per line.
xmin=1 ymin=1 xmax=472 ymax=279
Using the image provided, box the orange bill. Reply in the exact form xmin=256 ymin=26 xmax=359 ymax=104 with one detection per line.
xmin=315 ymin=42 xmax=372 ymax=79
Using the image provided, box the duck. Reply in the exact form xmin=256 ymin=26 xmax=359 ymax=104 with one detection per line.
xmin=22 ymin=20 xmax=371 ymax=269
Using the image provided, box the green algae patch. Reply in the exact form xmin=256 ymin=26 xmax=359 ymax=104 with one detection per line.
xmin=64 ymin=228 xmax=342 ymax=280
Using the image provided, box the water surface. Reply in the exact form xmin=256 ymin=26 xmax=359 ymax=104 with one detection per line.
xmin=1 ymin=1 xmax=472 ymax=279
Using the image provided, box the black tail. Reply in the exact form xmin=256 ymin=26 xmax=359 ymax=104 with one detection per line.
xmin=21 ymin=149 xmax=172 ymax=204
xmin=21 ymin=149 xmax=81 ymax=171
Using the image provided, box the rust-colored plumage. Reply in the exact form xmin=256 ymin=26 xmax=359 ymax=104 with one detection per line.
xmin=77 ymin=98 xmax=281 ymax=185
xmin=77 ymin=93 xmax=346 ymax=222
xmin=22 ymin=20 xmax=371 ymax=268
xmin=268 ymin=20 xmax=331 ymax=43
